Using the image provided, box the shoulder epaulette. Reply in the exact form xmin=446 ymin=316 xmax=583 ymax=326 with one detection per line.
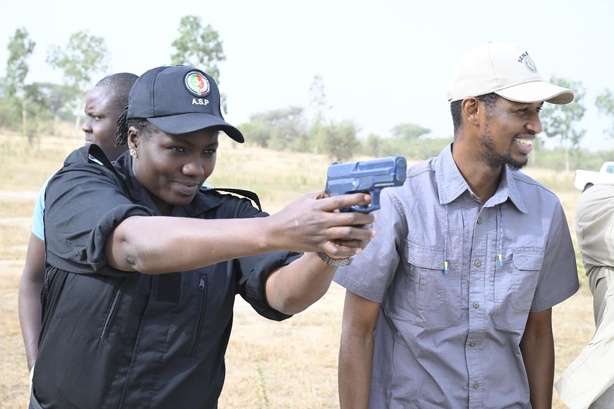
xmin=211 ymin=187 xmax=262 ymax=212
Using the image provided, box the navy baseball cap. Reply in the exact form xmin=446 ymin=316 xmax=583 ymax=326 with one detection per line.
xmin=127 ymin=65 xmax=244 ymax=143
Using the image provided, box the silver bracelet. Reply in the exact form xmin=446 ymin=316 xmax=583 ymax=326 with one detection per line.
xmin=316 ymin=252 xmax=354 ymax=267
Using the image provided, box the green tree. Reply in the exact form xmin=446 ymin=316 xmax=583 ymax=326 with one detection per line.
xmin=307 ymin=74 xmax=332 ymax=154
xmin=171 ymin=16 xmax=225 ymax=83
xmin=171 ymin=16 xmax=226 ymax=113
xmin=403 ymin=137 xmax=450 ymax=160
xmin=239 ymin=119 xmax=270 ymax=148
xmin=596 ymin=88 xmax=614 ymax=138
xmin=0 ymin=78 xmax=20 ymax=129
xmin=266 ymin=106 xmax=307 ymax=151
xmin=390 ymin=123 xmax=430 ymax=140
xmin=529 ymin=134 xmax=546 ymax=167
xmin=28 ymin=82 xmax=75 ymax=128
xmin=309 ymin=74 xmax=331 ymax=120
xmin=540 ymin=77 xmax=586 ymax=173
xmin=322 ymin=120 xmax=359 ymax=161
xmin=6 ymin=27 xmax=35 ymax=139
xmin=363 ymin=133 xmax=383 ymax=156
xmin=47 ymin=31 xmax=109 ymax=136
xmin=240 ymin=106 xmax=307 ymax=151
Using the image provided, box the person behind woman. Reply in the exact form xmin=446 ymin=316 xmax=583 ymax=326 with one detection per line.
xmin=29 ymin=65 xmax=375 ymax=409
xmin=18 ymin=72 xmax=138 ymax=371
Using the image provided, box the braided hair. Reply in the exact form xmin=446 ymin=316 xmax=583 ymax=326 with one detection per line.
xmin=115 ymin=109 xmax=150 ymax=146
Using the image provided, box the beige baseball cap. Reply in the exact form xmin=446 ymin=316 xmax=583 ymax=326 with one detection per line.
xmin=447 ymin=42 xmax=574 ymax=105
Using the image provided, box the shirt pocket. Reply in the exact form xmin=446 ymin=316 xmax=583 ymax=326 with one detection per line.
xmin=492 ymin=247 xmax=543 ymax=331
xmin=403 ymin=242 xmax=462 ymax=328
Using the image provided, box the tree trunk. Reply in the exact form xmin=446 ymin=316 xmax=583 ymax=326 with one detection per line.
xmin=22 ymin=99 xmax=32 ymax=145
xmin=73 ymin=113 xmax=80 ymax=138
xmin=73 ymin=95 xmax=84 ymax=138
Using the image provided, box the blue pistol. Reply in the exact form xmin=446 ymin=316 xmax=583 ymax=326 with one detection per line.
xmin=324 ymin=155 xmax=407 ymax=213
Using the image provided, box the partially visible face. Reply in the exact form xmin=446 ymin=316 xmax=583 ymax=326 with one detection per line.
xmin=130 ymin=126 xmax=219 ymax=215
xmin=82 ymin=86 xmax=126 ymax=161
xmin=479 ymin=97 xmax=543 ymax=170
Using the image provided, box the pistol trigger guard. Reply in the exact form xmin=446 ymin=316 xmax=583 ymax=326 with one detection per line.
xmin=350 ymin=203 xmax=379 ymax=213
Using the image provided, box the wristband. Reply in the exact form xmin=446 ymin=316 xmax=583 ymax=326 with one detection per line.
xmin=316 ymin=252 xmax=354 ymax=267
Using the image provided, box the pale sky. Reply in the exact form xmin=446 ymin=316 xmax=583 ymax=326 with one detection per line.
xmin=1 ymin=0 xmax=613 ymax=151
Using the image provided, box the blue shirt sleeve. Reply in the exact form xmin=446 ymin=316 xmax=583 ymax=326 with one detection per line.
xmin=32 ymin=175 xmax=53 ymax=240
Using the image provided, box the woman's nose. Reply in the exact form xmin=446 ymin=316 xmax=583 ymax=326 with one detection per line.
xmin=182 ymin=158 xmax=205 ymax=176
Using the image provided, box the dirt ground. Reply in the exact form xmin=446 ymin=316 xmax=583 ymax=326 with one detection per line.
xmin=0 ymin=189 xmax=596 ymax=409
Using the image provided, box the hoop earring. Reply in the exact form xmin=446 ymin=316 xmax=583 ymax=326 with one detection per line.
xmin=129 ymin=149 xmax=137 ymax=158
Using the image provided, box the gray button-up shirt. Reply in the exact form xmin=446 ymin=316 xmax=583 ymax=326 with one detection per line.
xmin=334 ymin=144 xmax=579 ymax=408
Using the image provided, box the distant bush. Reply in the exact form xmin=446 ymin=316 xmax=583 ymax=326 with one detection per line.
xmin=531 ymin=147 xmax=614 ymax=171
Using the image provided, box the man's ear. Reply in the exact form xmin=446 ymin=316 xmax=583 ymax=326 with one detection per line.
xmin=461 ymin=97 xmax=481 ymax=127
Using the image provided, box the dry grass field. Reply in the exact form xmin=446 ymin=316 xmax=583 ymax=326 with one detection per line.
xmin=0 ymin=131 xmax=594 ymax=408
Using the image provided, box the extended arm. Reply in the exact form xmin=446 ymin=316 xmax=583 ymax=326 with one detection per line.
xmin=106 ymin=192 xmax=374 ymax=275
xmin=18 ymin=233 xmax=46 ymax=370
xmin=520 ymin=308 xmax=554 ymax=409
xmin=338 ymin=290 xmax=381 ymax=409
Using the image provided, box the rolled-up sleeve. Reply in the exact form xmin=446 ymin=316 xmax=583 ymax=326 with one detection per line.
xmin=44 ymin=153 xmax=155 ymax=276
xmin=237 ymin=250 xmax=302 ymax=321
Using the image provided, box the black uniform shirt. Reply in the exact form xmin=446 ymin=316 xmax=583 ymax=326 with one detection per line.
xmin=32 ymin=145 xmax=299 ymax=409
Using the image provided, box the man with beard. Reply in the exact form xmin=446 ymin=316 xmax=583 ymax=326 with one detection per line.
xmin=334 ymin=42 xmax=580 ymax=409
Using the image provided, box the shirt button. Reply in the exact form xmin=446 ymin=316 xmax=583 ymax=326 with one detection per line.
xmin=474 ymin=260 xmax=481 ymax=267
xmin=469 ymin=341 xmax=477 ymax=347
xmin=473 ymin=302 xmax=480 ymax=309
xmin=473 ymin=382 xmax=479 ymax=389
xmin=477 ymin=217 xmax=482 ymax=225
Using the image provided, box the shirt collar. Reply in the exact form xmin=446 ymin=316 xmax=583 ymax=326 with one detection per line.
xmin=499 ymin=166 xmax=527 ymax=213
xmin=434 ymin=143 xmax=527 ymax=213
xmin=434 ymin=143 xmax=469 ymax=205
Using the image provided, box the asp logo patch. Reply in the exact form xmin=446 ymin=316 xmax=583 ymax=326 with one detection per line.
xmin=184 ymin=71 xmax=211 ymax=97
